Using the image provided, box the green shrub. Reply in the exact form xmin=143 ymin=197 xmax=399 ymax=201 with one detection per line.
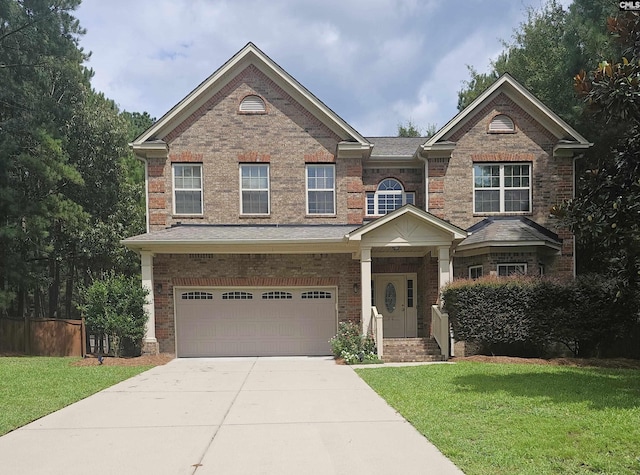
xmin=83 ymin=273 xmax=148 ymax=357
xmin=329 ymin=321 xmax=379 ymax=364
xmin=443 ymin=274 xmax=637 ymax=358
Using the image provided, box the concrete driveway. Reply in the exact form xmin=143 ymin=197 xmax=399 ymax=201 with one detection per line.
xmin=0 ymin=357 xmax=463 ymax=475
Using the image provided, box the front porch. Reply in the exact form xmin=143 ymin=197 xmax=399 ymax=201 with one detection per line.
xmin=346 ymin=205 xmax=466 ymax=362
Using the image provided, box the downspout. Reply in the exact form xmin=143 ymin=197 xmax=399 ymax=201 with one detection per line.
xmin=572 ymin=153 xmax=584 ymax=278
xmin=129 ymin=145 xmax=150 ymax=234
xmin=418 ymin=155 xmax=429 ymax=212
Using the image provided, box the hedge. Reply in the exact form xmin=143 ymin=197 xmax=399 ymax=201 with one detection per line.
xmin=442 ymin=274 xmax=637 ymax=358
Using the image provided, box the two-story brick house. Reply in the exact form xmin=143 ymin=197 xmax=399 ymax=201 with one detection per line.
xmin=124 ymin=43 xmax=591 ymax=358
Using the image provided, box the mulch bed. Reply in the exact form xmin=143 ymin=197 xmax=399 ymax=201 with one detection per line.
xmin=71 ymin=353 xmax=175 ymax=367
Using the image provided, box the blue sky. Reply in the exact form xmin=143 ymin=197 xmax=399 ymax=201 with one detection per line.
xmin=75 ymin=0 xmax=571 ymax=136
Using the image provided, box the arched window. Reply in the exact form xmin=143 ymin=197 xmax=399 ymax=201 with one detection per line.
xmin=239 ymin=95 xmax=266 ymax=113
xmin=488 ymin=114 xmax=515 ymax=133
xmin=366 ymin=179 xmax=415 ymax=216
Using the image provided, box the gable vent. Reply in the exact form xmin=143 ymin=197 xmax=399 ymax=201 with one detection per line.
xmin=239 ymin=95 xmax=266 ymax=113
xmin=489 ymin=114 xmax=515 ymax=133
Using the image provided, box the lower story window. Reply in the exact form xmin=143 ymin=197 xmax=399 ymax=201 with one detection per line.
xmin=497 ymin=263 xmax=527 ymax=276
xmin=469 ymin=265 xmax=483 ymax=280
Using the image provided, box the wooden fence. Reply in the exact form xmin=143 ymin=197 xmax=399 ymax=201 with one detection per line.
xmin=0 ymin=317 xmax=85 ymax=357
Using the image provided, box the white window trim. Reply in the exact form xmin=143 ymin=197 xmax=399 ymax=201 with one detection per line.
xmin=497 ymin=263 xmax=527 ymax=276
xmin=172 ymin=163 xmax=203 ymax=216
xmin=239 ymin=164 xmax=270 ymax=215
xmin=305 ymin=164 xmax=336 ymax=215
xmin=366 ymin=179 xmax=415 ymax=216
xmin=473 ymin=163 xmax=532 ymax=214
xmin=468 ymin=265 xmax=483 ymax=279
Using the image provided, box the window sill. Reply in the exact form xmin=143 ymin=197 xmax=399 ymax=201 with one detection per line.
xmin=305 ymin=214 xmax=337 ymax=218
xmin=172 ymin=214 xmax=205 ymax=219
xmin=239 ymin=215 xmax=271 ymax=219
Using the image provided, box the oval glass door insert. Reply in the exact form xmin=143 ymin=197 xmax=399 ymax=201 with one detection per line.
xmin=384 ymin=282 xmax=396 ymax=313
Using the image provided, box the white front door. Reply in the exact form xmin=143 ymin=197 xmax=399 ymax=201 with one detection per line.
xmin=374 ymin=274 xmax=418 ymax=338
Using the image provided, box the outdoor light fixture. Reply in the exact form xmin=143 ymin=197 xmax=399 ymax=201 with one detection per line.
xmin=353 ymin=282 xmax=360 ymax=294
xmin=155 ymin=283 xmax=162 ymax=295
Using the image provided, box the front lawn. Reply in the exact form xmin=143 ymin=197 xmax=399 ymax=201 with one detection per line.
xmin=356 ymin=362 xmax=640 ymax=475
xmin=0 ymin=357 xmax=153 ymax=436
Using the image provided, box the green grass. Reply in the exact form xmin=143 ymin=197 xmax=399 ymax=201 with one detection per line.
xmin=356 ymin=362 xmax=640 ymax=475
xmin=0 ymin=357 xmax=152 ymax=436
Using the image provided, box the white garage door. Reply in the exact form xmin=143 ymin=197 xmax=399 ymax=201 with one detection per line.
xmin=175 ymin=288 xmax=337 ymax=357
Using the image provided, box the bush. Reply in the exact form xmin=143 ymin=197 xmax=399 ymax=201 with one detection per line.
xmin=443 ymin=274 xmax=637 ymax=358
xmin=329 ymin=321 xmax=378 ymax=364
xmin=83 ymin=273 xmax=148 ymax=357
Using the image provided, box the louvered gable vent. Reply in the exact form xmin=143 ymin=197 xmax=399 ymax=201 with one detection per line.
xmin=489 ymin=114 xmax=515 ymax=132
xmin=239 ymin=95 xmax=266 ymax=113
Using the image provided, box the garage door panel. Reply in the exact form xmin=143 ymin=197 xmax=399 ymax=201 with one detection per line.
xmin=176 ymin=287 xmax=336 ymax=357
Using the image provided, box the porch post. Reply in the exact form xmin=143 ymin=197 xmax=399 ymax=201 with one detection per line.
xmin=141 ymin=251 xmax=158 ymax=353
xmin=360 ymin=247 xmax=372 ymax=336
xmin=437 ymin=246 xmax=452 ymax=306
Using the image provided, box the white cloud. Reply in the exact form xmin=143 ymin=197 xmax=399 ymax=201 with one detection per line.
xmin=76 ymin=0 xmax=556 ymax=133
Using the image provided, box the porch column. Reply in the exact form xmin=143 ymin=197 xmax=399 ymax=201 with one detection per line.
xmin=360 ymin=247 xmax=372 ymax=335
xmin=437 ymin=246 xmax=452 ymax=306
xmin=141 ymin=251 xmax=158 ymax=352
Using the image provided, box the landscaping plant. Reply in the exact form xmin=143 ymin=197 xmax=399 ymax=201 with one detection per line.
xmin=329 ymin=321 xmax=378 ymax=364
xmin=83 ymin=273 xmax=148 ymax=357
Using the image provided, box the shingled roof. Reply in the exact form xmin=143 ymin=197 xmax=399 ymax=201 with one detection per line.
xmin=458 ymin=217 xmax=561 ymax=251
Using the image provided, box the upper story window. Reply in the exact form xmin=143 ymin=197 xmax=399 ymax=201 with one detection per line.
xmin=366 ymin=179 xmax=415 ymax=216
xmin=239 ymin=95 xmax=266 ymax=113
xmin=473 ymin=163 xmax=531 ymax=214
xmin=488 ymin=114 xmax=515 ymax=133
xmin=306 ymin=164 xmax=335 ymax=215
xmin=240 ymin=164 xmax=269 ymax=215
xmin=173 ymin=164 xmax=203 ymax=215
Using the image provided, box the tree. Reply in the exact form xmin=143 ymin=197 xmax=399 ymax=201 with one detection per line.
xmin=397 ymin=119 xmax=437 ymax=137
xmin=457 ymin=0 xmax=618 ymax=127
xmin=560 ymin=12 xmax=640 ymax=298
xmin=0 ymin=0 xmax=88 ymax=317
xmin=0 ymin=1 xmax=152 ymax=320
xmin=83 ymin=273 xmax=148 ymax=356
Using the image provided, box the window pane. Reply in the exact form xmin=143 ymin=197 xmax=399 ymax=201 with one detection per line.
xmin=405 ymin=193 xmax=415 ymax=205
xmin=498 ymin=264 xmax=526 ymax=276
xmin=474 ymin=165 xmax=499 ymax=188
xmin=378 ymin=179 xmax=402 ymax=191
xmin=378 ymin=193 xmax=403 ymax=214
xmin=175 ymin=190 xmax=202 ymax=214
xmin=241 ymin=165 xmax=269 ymax=214
xmin=307 ymin=165 xmax=335 ymax=214
xmin=504 ymin=189 xmax=530 ymax=212
xmin=242 ymin=191 xmax=268 ymax=214
xmin=474 ymin=190 xmax=500 ymax=213
xmin=308 ymin=191 xmax=334 ymax=214
xmin=366 ymin=192 xmax=375 ymax=215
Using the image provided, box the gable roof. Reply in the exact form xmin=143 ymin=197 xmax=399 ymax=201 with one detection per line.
xmin=422 ymin=73 xmax=592 ymax=154
xmin=131 ymin=42 xmax=370 ymax=148
xmin=457 ymin=216 xmax=561 ymax=252
xmin=346 ymin=204 xmax=467 ymax=241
